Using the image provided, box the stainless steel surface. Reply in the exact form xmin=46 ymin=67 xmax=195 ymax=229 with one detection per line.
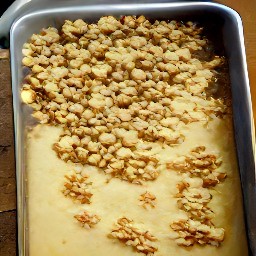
xmin=0 ymin=0 xmax=202 ymax=41
xmin=10 ymin=2 xmax=256 ymax=255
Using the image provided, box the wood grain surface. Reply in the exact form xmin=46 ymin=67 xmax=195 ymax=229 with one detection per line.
xmin=218 ymin=0 xmax=256 ymax=118
xmin=0 ymin=1 xmax=255 ymax=255
xmin=0 ymin=50 xmax=17 ymax=256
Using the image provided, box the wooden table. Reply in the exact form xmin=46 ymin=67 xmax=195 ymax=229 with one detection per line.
xmin=0 ymin=1 xmax=255 ymax=255
xmin=0 ymin=50 xmax=16 ymax=255
xmin=219 ymin=0 xmax=256 ymax=118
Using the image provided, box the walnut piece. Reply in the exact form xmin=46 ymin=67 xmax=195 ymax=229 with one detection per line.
xmin=175 ymin=181 xmax=214 ymax=222
xmin=21 ymin=16 xmax=230 ymax=250
xmin=21 ymin=17 xmax=228 ymax=186
xmin=109 ymin=217 xmax=158 ymax=255
xmin=167 ymin=146 xmax=226 ymax=187
xmin=170 ymin=219 xmax=225 ymax=247
xmin=169 ymin=147 xmax=227 ymax=247
xmin=139 ymin=191 xmax=156 ymax=209
xmin=74 ymin=211 xmax=100 ymax=229
xmin=62 ymin=172 xmax=93 ymax=204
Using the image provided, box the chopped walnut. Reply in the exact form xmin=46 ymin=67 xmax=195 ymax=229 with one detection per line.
xmin=170 ymin=219 xmax=225 ymax=247
xmin=62 ymin=172 xmax=93 ymax=204
xmin=106 ymin=154 xmax=160 ymax=185
xmin=139 ymin=191 xmax=156 ymax=209
xmin=170 ymin=146 xmax=227 ymax=247
xmin=74 ymin=211 xmax=100 ymax=229
xmin=167 ymin=146 xmax=226 ymax=187
xmin=109 ymin=217 xmax=158 ymax=255
xmin=21 ymin=89 xmax=36 ymax=104
xmin=176 ymin=181 xmax=214 ymax=222
xmin=21 ymin=17 xmax=228 ymax=186
xmin=21 ymin=16 xmax=232 ymax=251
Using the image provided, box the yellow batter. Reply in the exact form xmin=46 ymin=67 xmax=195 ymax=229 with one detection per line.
xmin=27 ymin=116 xmax=248 ymax=256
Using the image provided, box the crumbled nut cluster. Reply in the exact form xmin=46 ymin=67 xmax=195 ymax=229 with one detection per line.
xmin=62 ymin=172 xmax=93 ymax=204
xmin=105 ymin=154 xmax=159 ymax=184
xmin=139 ymin=191 xmax=156 ymax=209
xmin=54 ymin=133 xmax=160 ymax=184
xmin=169 ymin=147 xmax=227 ymax=246
xmin=22 ymin=16 xmax=230 ymax=252
xmin=176 ymin=180 xmax=214 ymax=222
xmin=109 ymin=217 xmax=157 ymax=255
xmin=21 ymin=16 xmax=227 ymax=184
xmin=167 ymin=146 xmax=226 ymax=187
xmin=74 ymin=211 xmax=101 ymax=229
xmin=170 ymin=219 xmax=225 ymax=247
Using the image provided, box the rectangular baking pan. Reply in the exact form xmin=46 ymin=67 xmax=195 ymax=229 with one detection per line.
xmin=9 ymin=1 xmax=256 ymax=255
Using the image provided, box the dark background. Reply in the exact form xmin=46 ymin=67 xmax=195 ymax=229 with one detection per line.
xmin=0 ymin=0 xmax=15 ymax=16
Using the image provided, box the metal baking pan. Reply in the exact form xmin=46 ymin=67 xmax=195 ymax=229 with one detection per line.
xmin=9 ymin=1 xmax=256 ymax=255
